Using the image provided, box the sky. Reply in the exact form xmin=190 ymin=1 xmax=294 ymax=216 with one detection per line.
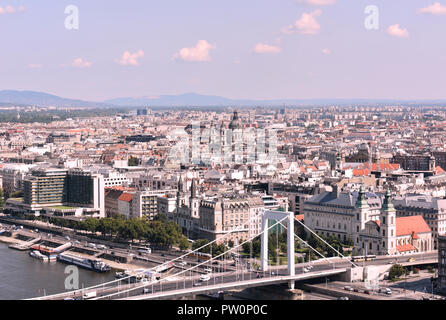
xmin=0 ymin=0 xmax=445 ymax=102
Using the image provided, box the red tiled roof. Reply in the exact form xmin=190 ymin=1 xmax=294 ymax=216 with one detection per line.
xmin=396 ymin=216 xmax=431 ymax=237
xmin=118 ymin=193 xmax=133 ymax=202
xmin=411 ymin=231 xmax=419 ymax=240
xmin=436 ymin=166 xmax=445 ymax=174
xmin=397 ymin=243 xmax=416 ymax=253
xmin=352 ymin=169 xmax=370 ymax=176
xmin=296 ymin=214 xmax=304 ymax=222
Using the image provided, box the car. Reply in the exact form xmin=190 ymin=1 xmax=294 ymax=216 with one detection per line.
xmin=303 ymin=268 xmax=310 ymax=273
xmin=337 ymin=297 xmax=349 ymax=300
xmin=142 ymin=288 xmax=152 ymax=294
xmin=74 ymin=240 xmax=81 ymax=245
xmin=200 ymin=275 xmax=211 ymax=282
xmin=387 ymin=260 xmax=394 ymax=264
xmin=343 ymin=286 xmax=354 ymax=291
xmin=179 ymin=261 xmax=187 ymax=266
xmin=353 ymin=288 xmax=359 ymax=292
xmin=193 ymin=282 xmax=202 ymax=287
xmin=161 ymin=253 xmax=166 ymax=257
xmin=271 ymin=271 xmax=277 ymax=276
xmin=65 ymin=236 xmax=71 ymax=241
xmin=35 ymin=229 xmax=39 ymax=233
xmin=204 ymin=268 xmax=212 ymax=273
xmin=384 ymin=288 xmax=392 ymax=295
xmin=422 ymin=296 xmax=430 ymax=300
xmin=408 ymin=258 xmax=415 ymax=262
xmin=364 ymin=290 xmax=371 ymax=295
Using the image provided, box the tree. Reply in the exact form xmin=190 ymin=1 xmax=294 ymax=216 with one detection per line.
xmin=128 ymin=156 xmax=139 ymax=167
xmin=389 ymin=264 xmax=405 ymax=280
xmin=10 ymin=190 xmax=23 ymax=199
xmin=178 ymin=237 xmax=190 ymax=251
xmin=0 ymin=188 xmax=4 ymax=210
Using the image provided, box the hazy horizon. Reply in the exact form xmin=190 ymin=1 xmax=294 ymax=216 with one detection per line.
xmin=1 ymin=0 xmax=445 ymax=102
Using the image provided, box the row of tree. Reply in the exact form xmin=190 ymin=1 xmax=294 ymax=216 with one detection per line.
xmin=34 ymin=214 xmax=190 ymax=250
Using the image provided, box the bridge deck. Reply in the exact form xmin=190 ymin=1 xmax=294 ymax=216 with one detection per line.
xmin=120 ymin=269 xmax=347 ymax=300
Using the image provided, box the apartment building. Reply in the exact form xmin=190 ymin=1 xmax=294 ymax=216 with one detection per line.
xmin=199 ymin=196 xmax=264 ymax=245
xmin=393 ymin=194 xmax=446 ymax=249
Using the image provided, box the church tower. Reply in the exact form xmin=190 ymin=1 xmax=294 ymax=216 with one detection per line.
xmin=380 ymin=189 xmax=397 ymax=255
xmin=353 ymin=186 xmax=369 ymax=251
xmin=189 ymin=179 xmax=200 ymax=219
xmin=176 ymin=175 xmax=185 ymax=209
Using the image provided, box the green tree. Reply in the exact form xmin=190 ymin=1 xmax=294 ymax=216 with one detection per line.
xmin=389 ymin=264 xmax=405 ymax=280
xmin=0 ymin=188 xmax=4 ymax=210
xmin=128 ymin=156 xmax=139 ymax=167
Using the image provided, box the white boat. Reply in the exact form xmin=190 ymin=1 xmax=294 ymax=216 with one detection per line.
xmin=57 ymin=252 xmax=111 ymax=272
xmin=29 ymin=250 xmax=49 ymax=262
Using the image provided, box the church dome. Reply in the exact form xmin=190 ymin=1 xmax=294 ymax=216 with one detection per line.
xmin=229 ymin=111 xmax=242 ymax=130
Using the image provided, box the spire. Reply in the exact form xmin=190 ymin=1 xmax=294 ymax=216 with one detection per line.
xmin=177 ymin=175 xmax=183 ymax=193
xmin=382 ymin=189 xmax=395 ymax=212
xmin=355 ymin=186 xmax=369 ymax=209
xmin=191 ymin=178 xmax=198 ymax=198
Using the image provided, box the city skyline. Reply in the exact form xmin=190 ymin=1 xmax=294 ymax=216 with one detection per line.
xmin=1 ymin=0 xmax=446 ymax=102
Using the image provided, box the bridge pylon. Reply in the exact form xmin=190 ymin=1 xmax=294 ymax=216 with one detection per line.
xmin=260 ymin=210 xmax=295 ymax=289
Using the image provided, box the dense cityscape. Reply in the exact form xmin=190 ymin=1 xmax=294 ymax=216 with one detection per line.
xmin=0 ymin=105 xmax=444 ymax=301
xmin=1 ymin=1 xmax=446 ymax=313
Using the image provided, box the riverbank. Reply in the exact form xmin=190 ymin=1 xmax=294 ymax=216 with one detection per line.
xmin=0 ymin=235 xmax=24 ymax=245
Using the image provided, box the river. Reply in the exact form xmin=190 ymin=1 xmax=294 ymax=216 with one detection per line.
xmin=0 ymin=243 xmax=116 ymax=300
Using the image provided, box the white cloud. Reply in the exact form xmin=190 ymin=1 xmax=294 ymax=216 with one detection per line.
xmin=417 ymin=2 xmax=446 ymax=15
xmin=387 ymin=24 xmax=409 ymax=38
xmin=282 ymin=10 xmax=322 ymax=35
xmin=71 ymin=58 xmax=93 ymax=68
xmin=117 ymin=50 xmax=145 ymax=66
xmin=254 ymin=43 xmax=282 ymax=54
xmin=298 ymin=0 xmax=336 ymax=5
xmin=0 ymin=5 xmax=25 ymax=14
xmin=174 ymin=40 xmax=216 ymax=62
xmin=322 ymin=48 xmax=331 ymax=55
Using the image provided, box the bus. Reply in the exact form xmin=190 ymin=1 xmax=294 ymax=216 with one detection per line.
xmin=186 ymin=251 xmax=212 ymax=261
xmin=135 ymin=246 xmax=152 ymax=254
xmin=351 ymin=255 xmax=377 ymax=262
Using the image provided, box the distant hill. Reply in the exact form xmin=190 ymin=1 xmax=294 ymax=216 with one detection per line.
xmin=0 ymin=90 xmax=112 ymax=108
xmin=105 ymin=93 xmax=446 ymax=107
xmin=1 ymin=90 xmax=446 ymax=108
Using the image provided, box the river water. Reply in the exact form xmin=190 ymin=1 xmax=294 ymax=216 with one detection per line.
xmin=0 ymin=243 xmax=116 ymax=300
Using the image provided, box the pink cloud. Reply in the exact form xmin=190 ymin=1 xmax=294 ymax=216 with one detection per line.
xmin=254 ymin=43 xmax=282 ymax=54
xmin=282 ymin=10 xmax=322 ymax=35
xmin=0 ymin=5 xmax=25 ymax=14
xmin=387 ymin=24 xmax=409 ymax=38
xmin=117 ymin=50 xmax=145 ymax=66
xmin=417 ymin=2 xmax=446 ymax=15
xmin=322 ymin=48 xmax=331 ymax=55
xmin=71 ymin=58 xmax=93 ymax=68
xmin=174 ymin=40 xmax=216 ymax=62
